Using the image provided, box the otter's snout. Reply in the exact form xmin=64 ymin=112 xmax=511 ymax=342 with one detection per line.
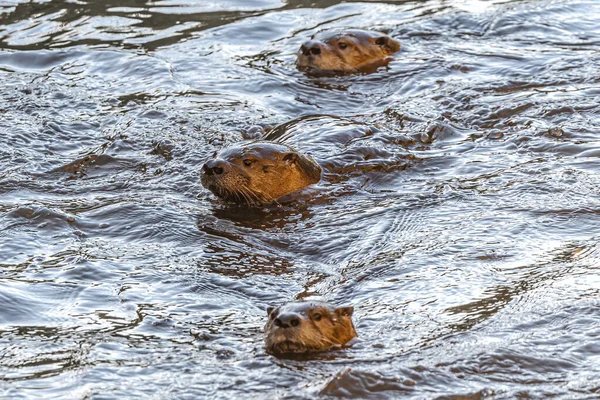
xmin=202 ymin=159 xmax=226 ymax=176
xmin=274 ymin=313 xmax=301 ymax=329
xmin=300 ymin=41 xmax=322 ymax=57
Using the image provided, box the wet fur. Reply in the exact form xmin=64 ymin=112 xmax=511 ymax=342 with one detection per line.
xmin=296 ymin=30 xmax=401 ymax=73
xmin=200 ymin=141 xmax=321 ymax=206
xmin=264 ymin=301 xmax=356 ymax=355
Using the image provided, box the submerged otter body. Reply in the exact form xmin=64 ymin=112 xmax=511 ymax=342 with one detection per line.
xmin=296 ymin=30 xmax=401 ymax=74
xmin=200 ymin=141 xmax=321 ymax=205
xmin=265 ymin=301 xmax=356 ymax=355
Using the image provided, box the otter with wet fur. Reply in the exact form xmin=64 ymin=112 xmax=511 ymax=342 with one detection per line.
xmin=297 ymin=29 xmax=400 ymax=73
xmin=200 ymin=141 xmax=321 ymax=205
xmin=265 ymin=301 xmax=356 ymax=355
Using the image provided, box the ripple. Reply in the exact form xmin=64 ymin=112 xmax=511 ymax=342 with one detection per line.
xmin=2 ymin=0 xmax=600 ymax=398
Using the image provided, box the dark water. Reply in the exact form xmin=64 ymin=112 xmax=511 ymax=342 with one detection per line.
xmin=1 ymin=0 xmax=600 ymax=398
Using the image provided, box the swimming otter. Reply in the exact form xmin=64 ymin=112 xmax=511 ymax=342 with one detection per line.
xmin=296 ymin=30 xmax=401 ymax=73
xmin=200 ymin=141 xmax=321 ymax=205
xmin=264 ymin=301 xmax=356 ymax=354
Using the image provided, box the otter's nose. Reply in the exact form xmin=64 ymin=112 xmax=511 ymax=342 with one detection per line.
xmin=202 ymin=160 xmax=225 ymax=176
xmin=274 ymin=313 xmax=301 ymax=329
xmin=300 ymin=41 xmax=322 ymax=56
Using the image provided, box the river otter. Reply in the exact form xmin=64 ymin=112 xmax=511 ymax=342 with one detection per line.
xmin=264 ymin=301 xmax=356 ymax=354
xmin=296 ymin=30 xmax=401 ymax=73
xmin=200 ymin=141 xmax=321 ymax=205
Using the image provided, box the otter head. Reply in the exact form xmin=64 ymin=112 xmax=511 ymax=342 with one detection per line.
xmin=200 ymin=141 xmax=322 ymax=205
xmin=296 ymin=30 xmax=401 ymax=74
xmin=264 ymin=301 xmax=356 ymax=355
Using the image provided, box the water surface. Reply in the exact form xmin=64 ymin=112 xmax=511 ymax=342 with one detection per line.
xmin=1 ymin=0 xmax=600 ymax=398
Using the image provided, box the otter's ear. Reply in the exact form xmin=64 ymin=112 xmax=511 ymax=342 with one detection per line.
xmin=335 ymin=306 xmax=354 ymax=317
xmin=282 ymin=152 xmax=298 ymax=164
xmin=267 ymin=306 xmax=275 ymax=316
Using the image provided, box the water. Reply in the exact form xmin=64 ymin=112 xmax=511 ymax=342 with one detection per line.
xmin=1 ymin=0 xmax=600 ymax=398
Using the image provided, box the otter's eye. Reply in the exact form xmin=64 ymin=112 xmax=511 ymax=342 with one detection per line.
xmin=313 ymin=313 xmax=322 ymax=321
xmin=375 ymin=37 xmax=388 ymax=46
xmin=243 ymin=159 xmax=252 ymax=167
xmin=338 ymin=42 xmax=348 ymax=50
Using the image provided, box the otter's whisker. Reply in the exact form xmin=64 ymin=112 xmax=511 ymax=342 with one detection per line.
xmin=236 ymin=186 xmax=250 ymax=205
xmin=244 ymin=185 xmax=267 ymax=206
xmin=240 ymin=185 xmax=260 ymax=206
xmin=240 ymin=187 xmax=256 ymax=206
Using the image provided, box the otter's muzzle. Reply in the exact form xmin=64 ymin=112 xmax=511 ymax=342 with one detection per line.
xmin=274 ymin=312 xmax=302 ymax=329
xmin=300 ymin=41 xmax=322 ymax=57
xmin=201 ymin=159 xmax=226 ymax=176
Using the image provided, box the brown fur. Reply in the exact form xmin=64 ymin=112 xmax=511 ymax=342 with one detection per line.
xmin=296 ymin=30 xmax=400 ymax=73
xmin=200 ymin=141 xmax=321 ymax=205
xmin=264 ymin=301 xmax=356 ymax=354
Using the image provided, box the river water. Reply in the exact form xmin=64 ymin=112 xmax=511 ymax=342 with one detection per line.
xmin=1 ymin=0 xmax=600 ymax=398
